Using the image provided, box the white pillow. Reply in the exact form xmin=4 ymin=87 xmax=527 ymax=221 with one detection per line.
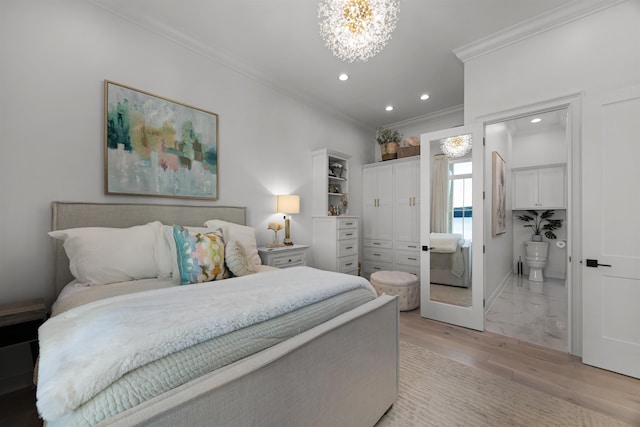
xmin=49 ymin=222 xmax=162 ymax=286
xmin=225 ymin=240 xmax=256 ymax=277
xmin=204 ymin=219 xmax=261 ymax=265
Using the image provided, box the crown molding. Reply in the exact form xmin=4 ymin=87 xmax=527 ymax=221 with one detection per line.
xmin=384 ymin=104 xmax=464 ymax=128
xmin=453 ymin=0 xmax=627 ymax=62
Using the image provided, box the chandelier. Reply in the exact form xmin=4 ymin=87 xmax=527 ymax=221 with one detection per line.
xmin=440 ymin=135 xmax=472 ymax=158
xmin=318 ymin=0 xmax=400 ymax=63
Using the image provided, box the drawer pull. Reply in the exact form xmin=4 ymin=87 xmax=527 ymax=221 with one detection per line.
xmin=373 ymin=253 xmax=381 ymax=256
xmin=373 ymin=242 xmax=381 ymax=246
xmin=408 ymin=245 xmax=417 ymax=249
xmin=345 ymin=262 xmax=353 ymax=266
xmin=288 ymin=259 xmax=292 ymax=262
xmin=408 ymin=257 xmax=417 ymax=261
xmin=373 ymin=267 xmax=381 ymax=270
xmin=345 ymin=246 xmax=353 ymax=250
xmin=345 ymin=233 xmax=353 ymax=236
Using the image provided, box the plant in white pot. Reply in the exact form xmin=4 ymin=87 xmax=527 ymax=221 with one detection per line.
xmin=516 ymin=210 xmax=563 ymax=241
xmin=376 ymin=127 xmax=402 ymax=161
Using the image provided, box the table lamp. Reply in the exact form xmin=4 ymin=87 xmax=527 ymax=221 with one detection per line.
xmin=276 ymin=195 xmax=300 ymax=246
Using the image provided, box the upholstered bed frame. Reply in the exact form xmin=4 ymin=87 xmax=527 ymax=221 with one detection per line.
xmin=49 ymin=201 xmax=398 ymax=426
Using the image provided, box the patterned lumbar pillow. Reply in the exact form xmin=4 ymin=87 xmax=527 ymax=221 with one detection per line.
xmin=225 ymin=239 xmax=256 ymax=277
xmin=172 ymin=225 xmax=228 ymax=285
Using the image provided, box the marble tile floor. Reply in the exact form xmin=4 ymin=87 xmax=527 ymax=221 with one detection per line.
xmin=485 ymin=274 xmax=568 ymax=352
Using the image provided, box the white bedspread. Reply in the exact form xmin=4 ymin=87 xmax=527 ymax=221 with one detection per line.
xmin=37 ymin=267 xmax=375 ymax=421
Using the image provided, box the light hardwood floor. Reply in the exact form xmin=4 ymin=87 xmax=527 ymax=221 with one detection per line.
xmin=401 ymin=310 xmax=640 ymax=426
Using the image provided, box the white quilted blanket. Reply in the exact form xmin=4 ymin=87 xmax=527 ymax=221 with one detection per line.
xmin=37 ymin=267 xmax=375 ymax=421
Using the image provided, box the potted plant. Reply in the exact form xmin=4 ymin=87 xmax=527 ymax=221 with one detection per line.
xmin=516 ymin=210 xmax=563 ymax=241
xmin=376 ymin=127 xmax=402 ymax=161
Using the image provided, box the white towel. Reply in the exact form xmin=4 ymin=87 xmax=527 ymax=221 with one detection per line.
xmin=430 ymin=233 xmax=463 ymax=253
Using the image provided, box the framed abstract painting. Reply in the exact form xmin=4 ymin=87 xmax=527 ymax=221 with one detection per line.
xmin=492 ymin=151 xmax=506 ymax=235
xmin=104 ymin=80 xmax=219 ymax=200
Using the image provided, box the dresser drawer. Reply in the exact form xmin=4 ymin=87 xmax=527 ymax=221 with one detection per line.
xmin=363 ymin=260 xmax=393 ymax=276
xmin=338 ymin=239 xmax=358 ymax=258
xmin=337 ymin=218 xmax=358 ymax=230
xmin=363 ymin=246 xmax=393 ymax=262
xmin=395 ymin=250 xmax=420 ymax=267
xmin=338 ymin=255 xmax=358 ymax=273
xmin=395 ymin=241 xmax=420 ymax=251
xmin=363 ymin=239 xmax=392 ymax=249
xmin=271 ymin=252 xmax=306 ymax=268
xmin=338 ymin=228 xmax=358 ymax=240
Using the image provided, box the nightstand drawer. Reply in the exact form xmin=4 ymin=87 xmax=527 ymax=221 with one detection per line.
xmin=338 ymin=240 xmax=358 ymax=258
xmin=271 ymin=253 xmax=305 ymax=268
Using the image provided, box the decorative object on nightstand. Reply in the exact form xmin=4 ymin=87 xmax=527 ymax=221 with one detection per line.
xmin=0 ymin=298 xmax=48 ymax=364
xmin=265 ymin=221 xmax=284 ymax=248
xmin=258 ymin=244 xmax=310 ymax=268
xmin=276 ymin=194 xmax=300 ymax=246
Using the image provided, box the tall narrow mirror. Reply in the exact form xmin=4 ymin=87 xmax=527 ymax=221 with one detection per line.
xmin=429 ymin=134 xmax=473 ymax=308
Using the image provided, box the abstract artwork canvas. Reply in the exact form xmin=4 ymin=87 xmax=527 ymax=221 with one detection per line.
xmin=105 ymin=80 xmax=218 ymax=200
xmin=492 ymin=151 xmax=506 ymax=235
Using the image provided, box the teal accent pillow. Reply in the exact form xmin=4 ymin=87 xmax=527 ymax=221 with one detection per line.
xmin=172 ymin=226 xmax=227 ymax=285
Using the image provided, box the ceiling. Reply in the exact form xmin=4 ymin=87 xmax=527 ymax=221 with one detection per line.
xmin=90 ymin=0 xmax=576 ymax=129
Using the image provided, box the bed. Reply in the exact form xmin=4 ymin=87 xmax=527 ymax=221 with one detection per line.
xmin=39 ymin=201 xmax=398 ymax=427
xmin=429 ymin=233 xmax=471 ymax=288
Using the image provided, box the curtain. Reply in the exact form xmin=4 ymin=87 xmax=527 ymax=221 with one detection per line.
xmin=431 ymin=154 xmax=450 ymax=233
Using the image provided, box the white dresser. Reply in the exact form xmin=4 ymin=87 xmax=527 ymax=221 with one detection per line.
xmin=312 ymin=216 xmax=359 ymax=275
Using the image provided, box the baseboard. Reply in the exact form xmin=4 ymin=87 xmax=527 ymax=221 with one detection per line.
xmin=485 ymin=271 xmax=512 ymax=314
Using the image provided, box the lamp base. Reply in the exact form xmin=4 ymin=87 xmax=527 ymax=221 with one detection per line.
xmin=282 ymin=239 xmax=294 ymax=246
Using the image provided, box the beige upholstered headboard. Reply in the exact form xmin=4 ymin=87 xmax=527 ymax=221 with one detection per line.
xmin=51 ymin=202 xmax=247 ymax=296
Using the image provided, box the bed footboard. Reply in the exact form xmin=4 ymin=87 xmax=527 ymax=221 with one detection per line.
xmin=100 ymin=295 xmax=399 ymax=427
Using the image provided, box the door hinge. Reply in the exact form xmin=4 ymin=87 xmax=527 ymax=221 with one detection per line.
xmin=483 ymin=245 xmax=486 ymax=254
xmin=483 ymin=191 xmax=485 ymax=200
xmin=483 ymin=137 xmax=486 ymax=146
xmin=483 ymin=299 xmax=486 ymax=308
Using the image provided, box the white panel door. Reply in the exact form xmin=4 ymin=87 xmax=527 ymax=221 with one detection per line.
xmin=362 ymin=165 xmax=393 ymax=241
xmin=582 ymin=85 xmax=640 ymax=379
xmin=420 ymin=125 xmax=484 ymax=331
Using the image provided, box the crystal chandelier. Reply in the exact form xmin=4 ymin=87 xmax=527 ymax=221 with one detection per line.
xmin=318 ymin=0 xmax=400 ymax=63
xmin=441 ymin=135 xmax=472 ymax=158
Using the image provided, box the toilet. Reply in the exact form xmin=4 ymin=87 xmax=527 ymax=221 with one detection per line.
xmin=524 ymin=241 xmax=549 ymax=282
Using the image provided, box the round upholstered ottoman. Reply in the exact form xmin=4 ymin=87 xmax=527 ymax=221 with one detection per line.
xmin=370 ymin=271 xmax=419 ymax=311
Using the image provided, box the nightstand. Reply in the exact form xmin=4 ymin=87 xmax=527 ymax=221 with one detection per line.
xmin=258 ymin=244 xmax=310 ymax=268
xmin=0 ymin=298 xmax=48 ymax=364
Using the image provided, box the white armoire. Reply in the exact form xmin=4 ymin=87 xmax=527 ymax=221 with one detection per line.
xmin=362 ymin=157 xmax=420 ymax=279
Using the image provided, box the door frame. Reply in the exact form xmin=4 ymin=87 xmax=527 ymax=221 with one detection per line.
xmin=474 ymin=92 xmax=582 ymax=356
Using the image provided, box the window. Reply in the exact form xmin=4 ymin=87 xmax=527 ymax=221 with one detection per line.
xmin=449 ymin=160 xmax=472 ymax=240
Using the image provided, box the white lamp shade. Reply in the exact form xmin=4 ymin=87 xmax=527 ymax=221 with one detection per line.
xmin=276 ymin=195 xmax=300 ymax=214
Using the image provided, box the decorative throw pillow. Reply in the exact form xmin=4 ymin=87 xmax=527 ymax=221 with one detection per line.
xmin=203 ymin=220 xmax=262 ymax=265
xmin=172 ymin=225 xmax=228 ymax=285
xmin=225 ymin=240 xmax=256 ymax=277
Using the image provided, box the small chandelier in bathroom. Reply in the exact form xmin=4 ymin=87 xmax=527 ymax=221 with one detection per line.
xmin=441 ymin=135 xmax=472 ymax=158
xmin=317 ymin=0 xmax=400 ymax=63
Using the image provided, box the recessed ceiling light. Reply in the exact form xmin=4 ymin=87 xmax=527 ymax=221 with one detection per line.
xmin=530 ymin=118 xmax=542 ymax=123
xmin=420 ymin=94 xmax=430 ymax=101
xmin=385 ymin=105 xmax=394 ymax=112
xmin=338 ymin=73 xmax=349 ymax=81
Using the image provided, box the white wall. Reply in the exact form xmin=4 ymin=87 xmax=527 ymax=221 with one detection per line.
xmin=484 ymin=123 xmax=513 ymax=307
xmin=0 ymin=0 xmax=373 ymax=308
xmin=511 ymin=127 xmax=567 ymax=168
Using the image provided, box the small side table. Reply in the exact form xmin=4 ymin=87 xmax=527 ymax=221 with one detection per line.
xmin=258 ymin=244 xmax=310 ymax=269
xmin=0 ymin=299 xmax=48 ymax=364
